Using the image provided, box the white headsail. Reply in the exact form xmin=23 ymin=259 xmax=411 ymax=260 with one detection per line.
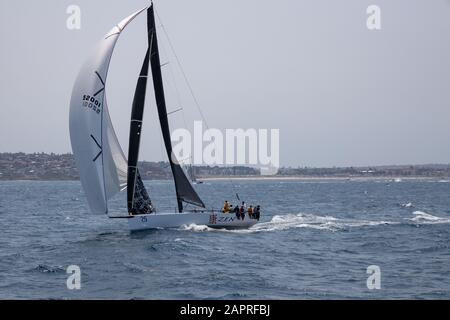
xmin=69 ymin=8 xmax=147 ymax=214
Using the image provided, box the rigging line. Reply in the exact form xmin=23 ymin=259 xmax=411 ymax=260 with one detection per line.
xmin=167 ymin=107 xmax=183 ymax=116
xmin=154 ymin=35 xmax=175 ymax=166
xmin=166 ymin=48 xmax=190 ymax=142
xmin=155 ymin=8 xmax=210 ymax=130
xmin=156 ymin=25 xmax=186 ymax=126
xmin=155 ymin=7 xmax=242 ymax=202
xmin=157 ymin=23 xmax=194 ymax=179
xmin=155 ymin=12 xmax=200 ymax=181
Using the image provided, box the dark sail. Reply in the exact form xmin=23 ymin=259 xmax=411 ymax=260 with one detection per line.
xmin=147 ymin=5 xmax=205 ymax=212
xmin=127 ymin=46 xmax=154 ymax=214
xmin=129 ymin=170 xmax=153 ymax=214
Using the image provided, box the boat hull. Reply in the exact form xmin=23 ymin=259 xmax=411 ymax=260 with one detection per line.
xmin=127 ymin=212 xmax=257 ymax=231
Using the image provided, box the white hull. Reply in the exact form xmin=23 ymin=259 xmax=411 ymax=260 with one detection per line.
xmin=127 ymin=212 xmax=258 ymax=231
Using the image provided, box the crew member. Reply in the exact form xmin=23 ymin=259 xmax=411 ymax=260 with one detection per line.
xmin=247 ymin=205 xmax=254 ymax=219
xmin=223 ymin=200 xmax=230 ymax=213
xmin=234 ymin=205 xmax=240 ymax=220
xmin=254 ymin=205 xmax=261 ymax=221
xmin=240 ymin=205 xmax=245 ymax=220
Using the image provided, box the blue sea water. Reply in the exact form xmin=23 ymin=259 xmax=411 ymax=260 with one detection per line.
xmin=1 ymin=178 xmax=450 ymax=299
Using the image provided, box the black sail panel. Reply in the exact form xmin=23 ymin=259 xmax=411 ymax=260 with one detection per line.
xmin=127 ymin=48 xmax=154 ymax=214
xmin=130 ymin=169 xmax=153 ymax=214
xmin=147 ymin=5 xmax=205 ymax=212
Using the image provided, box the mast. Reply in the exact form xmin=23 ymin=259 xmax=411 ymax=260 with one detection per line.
xmin=126 ymin=11 xmax=154 ymax=215
xmin=148 ymin=4 xmax=205 ymax=212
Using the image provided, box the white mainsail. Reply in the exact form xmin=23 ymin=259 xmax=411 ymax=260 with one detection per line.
xmin=69 ymin=8 xmax=147 ymax=214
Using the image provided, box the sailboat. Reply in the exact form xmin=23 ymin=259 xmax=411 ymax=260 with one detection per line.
xmin=188 ymin=164 xmax=203 ymax=185
xmin=69 ymin=4 xmax=257 ymax=231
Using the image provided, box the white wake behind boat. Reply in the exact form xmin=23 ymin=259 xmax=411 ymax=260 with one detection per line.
xmin=69 ymin=4 xmax=258 ymax=231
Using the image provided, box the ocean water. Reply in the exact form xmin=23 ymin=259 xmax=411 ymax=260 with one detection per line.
xmin=1 ymin=178 xmax=450 ymax=299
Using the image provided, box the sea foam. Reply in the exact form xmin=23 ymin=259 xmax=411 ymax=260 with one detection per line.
xmin=410 ymin=211 xmax=450 ymax=224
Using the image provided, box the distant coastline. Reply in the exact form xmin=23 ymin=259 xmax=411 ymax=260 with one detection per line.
xmin=201 ymin=176 xmax=449 ymax=181
xmin=1 ymin=152 xmax=449 ymax=181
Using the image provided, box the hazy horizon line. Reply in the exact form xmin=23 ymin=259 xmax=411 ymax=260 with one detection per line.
xmin=1 ymin=151 xmax=449 ymax=169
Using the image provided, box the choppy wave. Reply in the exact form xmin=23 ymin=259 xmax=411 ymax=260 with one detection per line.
xmin=401 ymin=202 xmax=413 ymax=208
xmin=122 ymin=262 xmax=153 ymax=273
xmin=410 ymin=211 xmax=450 ymax=224
xmin=32 ymin=264 xmax=65 ymax=273
xmin=179 ymin=224 xmax=215 ymax=232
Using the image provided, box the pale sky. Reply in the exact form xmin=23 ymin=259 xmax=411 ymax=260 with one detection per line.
xmin=1 ymin=0 xmax=450 ymax=167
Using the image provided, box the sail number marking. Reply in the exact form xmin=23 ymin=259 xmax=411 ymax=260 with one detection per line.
xmin=218 ymin=217 xmax=235 ymax=223
xmin=82 ymin=95 xmax=102 ymax=114
xmin=209 ymin=215 xmax=235 ymax=224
